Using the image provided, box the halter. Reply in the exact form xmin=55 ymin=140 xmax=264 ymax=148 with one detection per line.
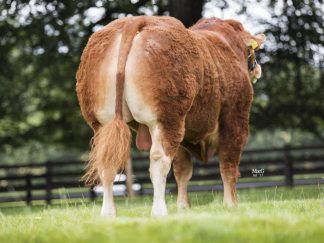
xmin=248 ymin=48 xmax=258 ymax=72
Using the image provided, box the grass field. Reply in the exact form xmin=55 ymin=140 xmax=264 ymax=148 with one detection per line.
xmin=0 ymin=185 xmax=323 ymax=243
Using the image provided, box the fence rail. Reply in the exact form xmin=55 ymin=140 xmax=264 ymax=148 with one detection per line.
xmin=0 ymin=145 xmax=323 ymax=205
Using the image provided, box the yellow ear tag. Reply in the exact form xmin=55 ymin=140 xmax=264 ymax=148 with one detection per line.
xmin=251 ymin=40 xmax=258 ymax=49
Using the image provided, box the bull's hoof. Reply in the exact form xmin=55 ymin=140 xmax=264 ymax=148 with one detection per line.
xmin=177 ymin=201 xmax=190 ymax=211
xmin=223 ymin=200 xmax=237 ymax=208
xmin=101 ymin=212 xmax=116 ymax=218
xmin=101 ymin=208 xmax=116 ymax=218
xmin=151 ymin=203 xmax=168 ymax=217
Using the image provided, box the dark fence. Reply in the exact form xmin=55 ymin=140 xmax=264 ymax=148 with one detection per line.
xmin=0 ymin=145 xmax=323 ymax=205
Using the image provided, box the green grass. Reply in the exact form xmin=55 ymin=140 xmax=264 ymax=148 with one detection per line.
xmin=1 ymin=185 xmax=324 ymax=243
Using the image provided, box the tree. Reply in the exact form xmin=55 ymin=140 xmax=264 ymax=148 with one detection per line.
xmin=169 ymin=0 xmax=203 ymax=27
xmin=251 ymin=0 xmax=324 ymax=140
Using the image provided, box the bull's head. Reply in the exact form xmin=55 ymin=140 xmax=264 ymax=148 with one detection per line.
xmin=245 ymin=34 xmax=266 ymax=83
xmin=192 ymin=18 xmax=266 ymax=83
xmin=192 ymin=18 xmax=266 ymax=82
xmin=220 ymin=19 xmax=266 ymax=82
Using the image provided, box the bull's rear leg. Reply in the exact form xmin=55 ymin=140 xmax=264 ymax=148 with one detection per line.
xmin=100 ymin=171 xmax=117 ymax=217
xmin=218 ymin=105 xmax=250 ymax=207
xmin=219 ymin=147 xmax=242 ymax=207
xmin=149 ymin=122 xmax=184 ymax=217
xmin=173 ymin=147 xmax=192 ymax=210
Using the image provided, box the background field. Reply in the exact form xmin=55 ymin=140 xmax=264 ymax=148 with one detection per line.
xmin=1 ymin=185 xmax=323 ymax=243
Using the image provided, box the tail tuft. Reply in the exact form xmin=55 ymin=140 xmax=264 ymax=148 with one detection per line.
xmin=83 ymin=117 xmax=131 ymax=185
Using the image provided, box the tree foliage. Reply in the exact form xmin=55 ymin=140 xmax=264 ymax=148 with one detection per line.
xmin=251 ymin=0 xmax=324 ymax=140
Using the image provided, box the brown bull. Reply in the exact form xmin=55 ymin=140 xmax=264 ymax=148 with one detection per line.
xmin=76 ymin=16 xmax=265 ymax=217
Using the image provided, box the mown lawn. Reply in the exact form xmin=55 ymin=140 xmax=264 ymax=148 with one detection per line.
xmin=0 ymin=185 xmax=323 ymax=243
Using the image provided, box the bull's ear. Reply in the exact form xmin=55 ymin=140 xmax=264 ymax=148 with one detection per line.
xmin=247 ymin=34 xmax=266 ymax=50
xmin=254 ymin=33 xmax=266 ymax=47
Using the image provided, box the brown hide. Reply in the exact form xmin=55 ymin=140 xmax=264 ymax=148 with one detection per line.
xmin=76 ymin=20 xmax=124 ymax=131
xmin=76 ymin=16 xmax=260 ymax=162
xmin=184 ymin=18 xmax=255 ymax=161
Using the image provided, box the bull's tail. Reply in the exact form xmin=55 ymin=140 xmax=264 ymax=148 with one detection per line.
xmin=83 ymin=17 xmax=145 ymax=185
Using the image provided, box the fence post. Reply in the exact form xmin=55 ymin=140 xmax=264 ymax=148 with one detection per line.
xmin=45 ymin=161 xmax=52 ymax=204
xmin=25 ymin=173 xmax=32 ymax=205
xmin=284 ymin=145 xmax=294 ymax=187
